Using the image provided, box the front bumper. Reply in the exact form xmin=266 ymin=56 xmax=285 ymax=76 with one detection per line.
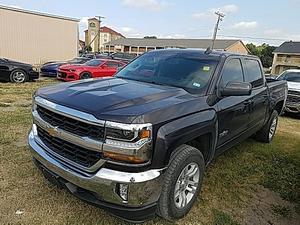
xmin=28 ymin=71 xmax=39 ymax=80
xmin=28 ymin=129 xmax=165 ymax=222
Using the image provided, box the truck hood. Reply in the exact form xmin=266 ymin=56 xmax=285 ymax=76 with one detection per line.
xmin=287 ymin=81 xmax=300 ymax=91
xmin=37 ymin=77 xmax=209 ymax=124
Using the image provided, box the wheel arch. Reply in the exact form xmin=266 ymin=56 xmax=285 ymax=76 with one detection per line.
xmin=152 ymin=110 xmax=218 ymax=168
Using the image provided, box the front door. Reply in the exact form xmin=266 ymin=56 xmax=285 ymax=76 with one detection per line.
xmin=216 ymin=58 xmax=252 ymax=148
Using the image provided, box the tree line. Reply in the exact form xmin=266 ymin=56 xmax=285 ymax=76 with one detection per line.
xmin=246 ymin=43 xmax=276 ymax=68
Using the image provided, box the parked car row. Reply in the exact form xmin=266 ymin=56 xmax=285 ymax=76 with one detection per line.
xmin=0 ymin=53 xmax=137 ymax=83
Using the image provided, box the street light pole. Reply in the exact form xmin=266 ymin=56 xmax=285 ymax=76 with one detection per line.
xmin=211 ymin=11 xmax=225 ymax=50
xmin=96 ymin=16 xmax=105 ymax=52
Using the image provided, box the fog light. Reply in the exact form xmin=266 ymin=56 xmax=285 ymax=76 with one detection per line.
xmin=116 ymin=183 xmax=128 ymax=202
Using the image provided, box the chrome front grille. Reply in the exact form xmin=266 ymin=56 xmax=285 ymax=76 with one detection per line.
xmin=37 ymin=105 xmax=105 ymax=141
xmin=287 ymin=90 xmax=300 ymax=103
xmin=37 ymin=126 xmax=102 ymax=167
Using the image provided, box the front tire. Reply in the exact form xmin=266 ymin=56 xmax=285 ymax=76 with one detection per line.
xmin=157 ymin=145 xmax=205 ymax=221
xmin=80 ymin=72 xmax=92 ymax=79
xmin=10 ymin=69 xmax=28 ymax=83
xmin=255 ymin=110 xmax=279 ymax=143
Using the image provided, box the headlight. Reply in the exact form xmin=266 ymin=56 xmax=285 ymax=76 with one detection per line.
xmin=32 ymin=67 xmax=38 ymax=72
xmin=69 ymin=69 xmax=76 ymax=72
xmin=104 ymin=122 xmax=152 ymax=164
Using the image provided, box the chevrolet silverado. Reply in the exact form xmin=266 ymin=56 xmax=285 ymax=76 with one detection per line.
xmin=28 ymin=49 xmax=287 ymax=222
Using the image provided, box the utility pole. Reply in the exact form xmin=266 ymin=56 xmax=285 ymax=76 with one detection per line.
xmin=211 ymin=11 xmax=225 ymax=50
xmin=96 ymin=16 xmax=105 ymax=52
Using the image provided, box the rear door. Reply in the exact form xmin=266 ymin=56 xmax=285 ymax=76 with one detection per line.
xmin=216 ymin=58 xmax=252 ymax=147
xmin=242 ymin=58 xmax=268 ymax=130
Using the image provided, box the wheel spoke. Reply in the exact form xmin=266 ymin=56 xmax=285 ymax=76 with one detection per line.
xmin=186 ymin=165 xmax=198 ymax=178
xmin=180 ymin=191 xmax=187 ymax=208
xmin=188 ymin=180 xmax=198 ymax=187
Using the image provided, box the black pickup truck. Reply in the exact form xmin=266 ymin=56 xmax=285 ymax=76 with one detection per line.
xmin=28 ymin=49 xmax=287 ymax=222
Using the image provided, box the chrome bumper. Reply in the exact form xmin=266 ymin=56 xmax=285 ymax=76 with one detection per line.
xmin=28 ymin=128 xmax=165 ymax=207
xmin=285 ymin=103 xmax=300 ymax=113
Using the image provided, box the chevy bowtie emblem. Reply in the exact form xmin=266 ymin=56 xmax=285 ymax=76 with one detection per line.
xmin=46 ymin=126 xmax=58 ymax=137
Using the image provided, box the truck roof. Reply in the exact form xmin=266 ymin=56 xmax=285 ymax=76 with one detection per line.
xmin=150 ymin=48 xmax=258 ymax=59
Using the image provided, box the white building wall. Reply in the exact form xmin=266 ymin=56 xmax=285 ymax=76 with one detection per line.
xmin=0 ymin=6 xmax=79 ymax=65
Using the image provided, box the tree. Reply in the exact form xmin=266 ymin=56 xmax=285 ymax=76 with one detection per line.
xmin=144 ymin=36 xmax=157 ymax=39
xmin=246 ymin=43 xmax=276 ymax=68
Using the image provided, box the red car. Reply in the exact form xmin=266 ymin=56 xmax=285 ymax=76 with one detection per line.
xmin=57 ymin=59 xmax=126 ymax=81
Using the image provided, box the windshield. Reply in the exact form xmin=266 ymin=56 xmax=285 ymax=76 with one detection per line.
xmin=84 ymin=59 xmax=103 ymax=67
xmin=116 ymin=51 xmax=219 ymax=94
xmin=278 ymin=71 xmax=300 ymax=83
xmin=68 ymin=58 xmax=84 ymax=63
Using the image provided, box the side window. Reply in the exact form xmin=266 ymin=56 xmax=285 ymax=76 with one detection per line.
xmin=220 ymin=59 xmax=244 ymax=87
xmin=243 ymin=59 xmax=264 ymax=88
xmin=106 ymin=61 xmax=119 ymax=68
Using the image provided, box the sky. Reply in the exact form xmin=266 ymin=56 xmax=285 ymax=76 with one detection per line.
xmin=1 ymin=0 xmax=300 ymax=46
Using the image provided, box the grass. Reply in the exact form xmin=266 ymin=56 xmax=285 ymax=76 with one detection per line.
xmin=0 ymin=79 xmax=299 ymax=225
xmin=271 ymin=204 xmax=291 ymax=218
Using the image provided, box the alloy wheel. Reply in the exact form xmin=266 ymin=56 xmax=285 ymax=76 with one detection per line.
xmin=12 ymin=71 xmax=26 ymax=83
xmin=174 ymin=162 xmax=200 ymax=209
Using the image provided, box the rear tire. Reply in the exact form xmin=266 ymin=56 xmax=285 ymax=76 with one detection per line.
xmin=80 ymin=72 xmax=92 ymax=79
xmin=10 ymin=69 xmax=28 ymax=83
xmin=157 ymin=145 xmax=205 ymax=221
xmin=255 ymin=110 xmax=279 ymax=143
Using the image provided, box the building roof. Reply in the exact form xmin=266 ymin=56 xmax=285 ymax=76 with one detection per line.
xmin=100 ymin=26 xmax=125 ymax=37
xmin=0 ymin=4 xmax=79 ymax=22
xmin=106 ymin=38 xmax=242 ymax=50
xmin=274 ymin=41 xmax=300 ymax=54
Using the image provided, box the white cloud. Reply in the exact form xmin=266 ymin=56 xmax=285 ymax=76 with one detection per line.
xmin=8 ymin=5 xmax=23 ymax=9
xmin=231 ymin=21 xmax=258 ymax=30
xmin=122 ymin=0 xmax=167 ymax=11
xmin=158 ymin=34 xmax=186 ymax=39
xmin=193 ymin=4 xmax=239 ymax=20
xmin=78 ymin=17 xmax=89 ymax=40
xmin=121 ymin=27 xmax=134 ymax=33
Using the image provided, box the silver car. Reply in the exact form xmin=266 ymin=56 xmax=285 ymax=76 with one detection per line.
xmin=277 ymin=69 xmax=300 ymax=114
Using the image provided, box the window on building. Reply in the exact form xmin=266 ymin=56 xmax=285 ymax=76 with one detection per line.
xmin=243 ymin=59 xmax=264 ymax=88
xmin=90 ymin=22 xmax=96 ymax=28
xmin=220 ymin=59 xmax=244 ymax=87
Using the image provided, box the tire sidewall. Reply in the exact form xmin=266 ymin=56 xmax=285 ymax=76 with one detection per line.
xmin=268 ymin=111 xmax=279 ymax=142
xmin=10 ymin=69 xmax=28 ymax=83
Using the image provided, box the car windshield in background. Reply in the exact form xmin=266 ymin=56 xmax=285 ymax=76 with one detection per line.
xmin=278 ymin=72 xmax=300 ymax=83
xmin=84 ymin=59 xmax=103 ymax=67
xmin=68 ymin=58 xmax=86 ymax=63
xmin=116 ymin=51 xmax=219 ymax=94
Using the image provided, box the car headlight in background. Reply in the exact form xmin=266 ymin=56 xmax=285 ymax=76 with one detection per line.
xmin=104 ymin=122 xmax=152 ymax=164
xmin=32 ymin=67 xmax=38 ymax=72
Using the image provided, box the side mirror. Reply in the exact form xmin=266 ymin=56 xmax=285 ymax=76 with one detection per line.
xmin=220 ymin=81 xmax=252 ymax=96
xmin=101 ymin=64 xmax=108 ymax=68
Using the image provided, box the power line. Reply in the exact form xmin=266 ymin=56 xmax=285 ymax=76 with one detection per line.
xmin=218 ymin=35 xmax=289 ymax=42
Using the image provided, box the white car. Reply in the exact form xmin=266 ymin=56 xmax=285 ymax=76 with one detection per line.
xmin=277 ymin=69 xmax=300 ymax=114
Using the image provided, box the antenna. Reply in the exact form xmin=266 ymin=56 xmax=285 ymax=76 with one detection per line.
xmin=211 ymin=11 xmax=225 ymax=50
xmin=204 ymin=47 xmax=212 ymax=54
